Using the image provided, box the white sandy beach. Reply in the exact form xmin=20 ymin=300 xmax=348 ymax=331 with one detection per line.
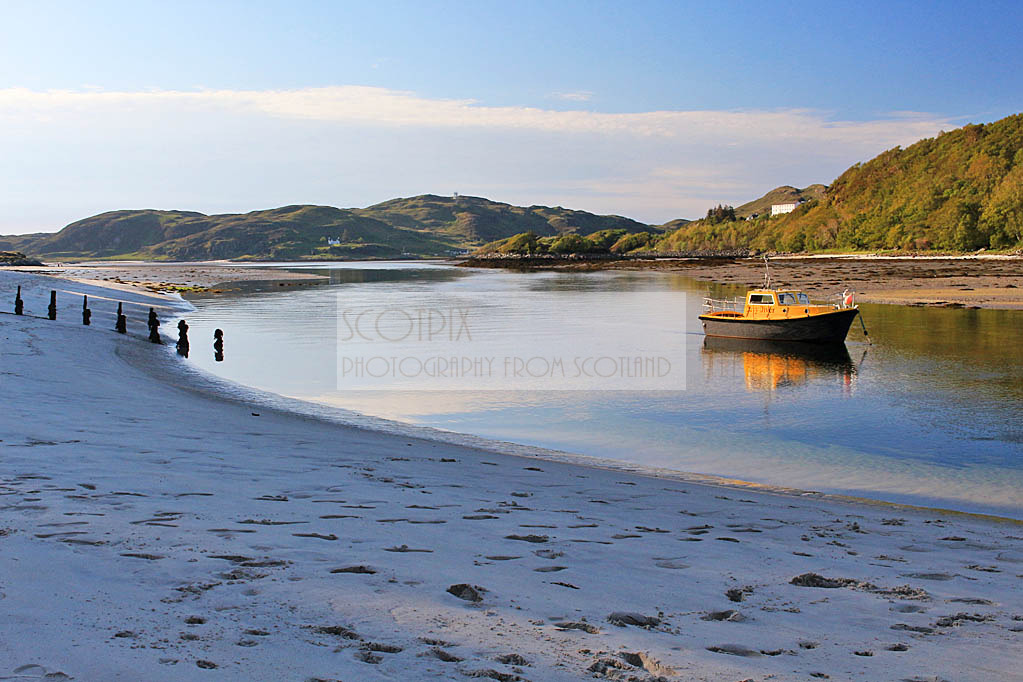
xmin=0 ymin=269 xmax=1020 ymax=681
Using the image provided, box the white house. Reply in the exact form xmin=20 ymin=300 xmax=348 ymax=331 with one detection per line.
xmin=770 ymin=201 xmax=800 ymax=216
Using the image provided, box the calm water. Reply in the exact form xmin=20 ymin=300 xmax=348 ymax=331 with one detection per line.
xmin=175 ymin=261 xmax=1023 ymax=518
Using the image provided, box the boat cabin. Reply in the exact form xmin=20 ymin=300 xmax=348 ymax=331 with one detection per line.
xmin=739 ymin=289 xmax=838 ymax=321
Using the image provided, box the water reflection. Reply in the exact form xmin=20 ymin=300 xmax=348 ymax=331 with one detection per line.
xmin=292 ymin=266 xmax=469 ymax=286
xmin=701 ymin=337 xmax=856 ymax=392
xmin=177 ymin=261 xmax=1023 ymax=517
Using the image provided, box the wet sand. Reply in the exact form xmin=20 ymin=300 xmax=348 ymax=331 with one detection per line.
xmin=467 ymin=256 xmax=1023 ymax=309
xmin=6 ymin=261 xmax=328 ymax=295
xmin=671 ymin=256 xmax=1023 ymax=309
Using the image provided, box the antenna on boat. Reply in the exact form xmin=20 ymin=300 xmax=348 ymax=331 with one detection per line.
xmin=762 ymin=256 xmax=772 ymax=289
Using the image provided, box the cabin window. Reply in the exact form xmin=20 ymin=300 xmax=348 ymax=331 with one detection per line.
xmin=778 ymin=293 xmax=798 ymax=305
xmin=797 ymin=293 xmax=810 ymax=304
xmin=748 ymin=294 xmax=775 ymax=305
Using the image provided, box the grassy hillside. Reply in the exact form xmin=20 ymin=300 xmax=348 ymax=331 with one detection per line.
xmin=0 ymin=233 xmax=47 ymax=253
xmin=659 ymin=114 xmax=1023 ymax=253
xmin=6 ymin=196 xmax=652 ymax=261
xmin=733 ymin=184 xmax=827 ymax=218
xmin=359 ymin=195 xmax=648 ymax=244
xmin=474 ymin=228 xmax=663 ymax=256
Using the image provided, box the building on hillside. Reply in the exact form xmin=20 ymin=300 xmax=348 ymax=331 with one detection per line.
xmin=770 ymin=201 xmax=801 ymax=216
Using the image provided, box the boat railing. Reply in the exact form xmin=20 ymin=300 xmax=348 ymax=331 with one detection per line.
xmin=703 ymin=292 xmax=854 ymax=313
xmin=702 ymin=296 xmax=743 ymax=313
xmin=827 ymin=291 xmax=856 ymax=309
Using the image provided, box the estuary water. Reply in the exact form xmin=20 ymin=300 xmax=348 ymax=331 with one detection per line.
xmin=177 ymin=261 xmax=1023 ymax=518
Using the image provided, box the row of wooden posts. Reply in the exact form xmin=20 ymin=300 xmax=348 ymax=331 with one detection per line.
xmin=13 ymin=285 xmax=224 ymax=362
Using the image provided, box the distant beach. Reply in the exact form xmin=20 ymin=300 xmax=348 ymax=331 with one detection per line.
xmin=7 ymin=255 xmax=1023 ymax=309
xmin=459 ymin=254 xmax=1023 ymax=310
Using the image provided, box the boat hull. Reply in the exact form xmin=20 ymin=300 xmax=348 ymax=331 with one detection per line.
xmin=699 ymin=307 xmax=859 ymax=343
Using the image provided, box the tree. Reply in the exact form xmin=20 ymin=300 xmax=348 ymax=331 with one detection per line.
xmin=705 ymin=204 xmax=737 ymax=224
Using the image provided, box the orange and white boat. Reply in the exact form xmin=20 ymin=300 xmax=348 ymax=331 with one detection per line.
xmin=700 ymin=287 xmax=860 ymax=344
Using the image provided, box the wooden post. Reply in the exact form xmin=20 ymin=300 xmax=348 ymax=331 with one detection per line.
xmin=82 ymin=295 xmax=91 ymax=325
xmin=213 ymin=328 xmax=224 ymax=362
xmin=47 ymin=290 xmax=57 ymax=320
xmin=147 ymin=308 xmax=163 ymax=344
xmin=115 ymin=302 xmax=127 ymax=334
xmin=176 ymin=319 xmax=190 ymax=358
xmin=14 ymin=286 xmax=23 ymax=315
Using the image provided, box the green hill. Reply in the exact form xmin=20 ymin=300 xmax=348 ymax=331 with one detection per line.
xmin=658 ymin=113 xmax=1023 ymax=253
xmin=733 ymin=184 xmax=827 ymax=218
xmin=473 ymin=227 xmax=663 ymax=256
xmin=0 ymin=233 xmax=47 ymax=253
xmin=5 ymin=195 xmax=652 ymax=261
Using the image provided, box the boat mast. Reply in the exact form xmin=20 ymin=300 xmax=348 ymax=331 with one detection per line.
xmin=763 ymin=256 xmax=772 ymax=289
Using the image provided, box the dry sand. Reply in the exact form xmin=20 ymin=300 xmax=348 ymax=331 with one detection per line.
xmin=6 ymin=261 xmax=328 ymax=295
xmin=0 ymin=270 xmax=1020 ymax=681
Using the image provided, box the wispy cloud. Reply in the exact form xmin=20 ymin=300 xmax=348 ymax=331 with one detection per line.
xmin=0 ymin=86 xmax=951 ymax=145
xmin=0 ymin=86 xmax=954 ymax=231
xmin=549 ymin=91 xmax=594 ymax=102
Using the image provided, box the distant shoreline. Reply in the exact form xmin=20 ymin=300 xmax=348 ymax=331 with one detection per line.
xmin=459 ymin=255 xmax=1023 ymax=310
xmin=9 ymin=254 xmax=1023 ymax=310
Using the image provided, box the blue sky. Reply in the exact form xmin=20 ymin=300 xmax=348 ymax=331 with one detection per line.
xmin=1 ymin=0 xmax=1021 ymax=233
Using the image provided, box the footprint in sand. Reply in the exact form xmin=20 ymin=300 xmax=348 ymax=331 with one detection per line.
xmin=701 ymin=610 xmax=746 ymax=622
xmin=447 ymin=584 xmax=486 ymax=602
xmin=35 ymin=531 xmax=88 ymax=539
xmin=900 ymin=572 xmax=956 ymax=581
xmin=426 ymin=647 xmax=463 ymax=662
xmin=948 ymin=597 xmax=994 ymax=605
xmin=292 ymin=532 xmax=339 ymax=541
xmin=706 ymin=644 xmax=760 ymax=657
xmin=364 ymin=643 xmax=403 ymax=653
xmin=653 ymin=559 xmax=689 ymax=570
xmin=62 ymin=537 xmax=106 ymax=546
xmin=331 ymin=565 xmax=377 ymax=574
xmin=505 ymin=534 xmax=549 ymax=543
xmin=238 ymin=519 xmax=308 ymax=526
xmin=534 ymin=549 xmax=564 ymax=560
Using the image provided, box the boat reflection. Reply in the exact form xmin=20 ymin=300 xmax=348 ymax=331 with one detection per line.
xmin=701 ymin=336 xmax=856 ymax=392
